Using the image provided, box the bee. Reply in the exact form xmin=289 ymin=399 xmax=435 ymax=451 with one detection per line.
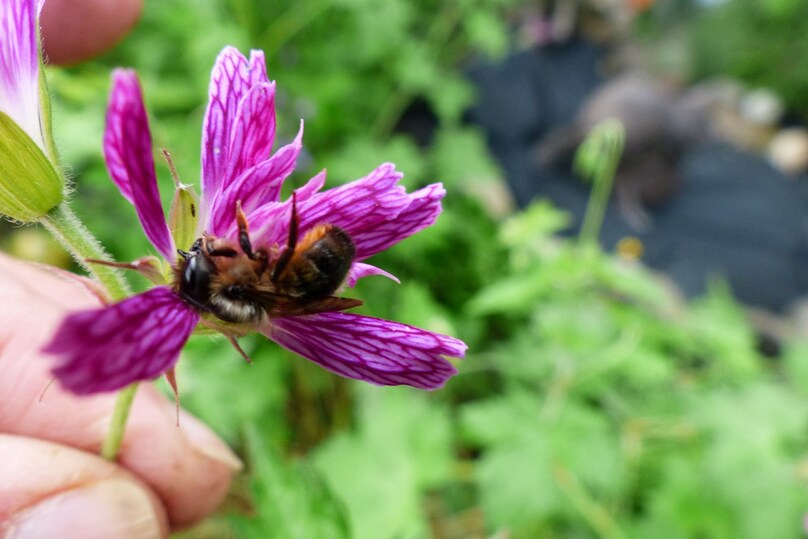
xmin=174 ymin=192 xmax=362 ymax=324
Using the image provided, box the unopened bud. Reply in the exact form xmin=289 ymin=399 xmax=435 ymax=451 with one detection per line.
xmin=0 ymin=111 xmax=62 ymax=221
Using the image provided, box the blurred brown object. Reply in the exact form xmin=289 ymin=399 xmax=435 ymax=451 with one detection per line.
xmin=40 ymin=0 xmax=143 ymax=66
xmin=536 ymin=73 xmax=730 ymax=229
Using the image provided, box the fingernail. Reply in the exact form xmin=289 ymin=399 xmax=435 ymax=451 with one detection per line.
xmin=179 ymin=410 xmax=243 ymax=471
xmin=7 ymin=479 xmax=164 ymax=539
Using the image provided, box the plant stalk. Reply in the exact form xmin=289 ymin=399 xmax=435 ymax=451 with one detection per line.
xmin=40 ymin=202 xmax=131 ymax=300
xmin=40 ymin=201 xmax=138 ymax=460
xmin=101 ymin=384 xmax=139 ymax=459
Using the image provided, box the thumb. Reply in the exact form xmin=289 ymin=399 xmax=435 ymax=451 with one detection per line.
xmin=0 ymin=435 xmax=168 ymax=539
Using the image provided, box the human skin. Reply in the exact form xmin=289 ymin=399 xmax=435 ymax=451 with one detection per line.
xmin=1 ymin=3 xmax=237 ymax=536
xmin=0 ymin=253 xmax=240 ymax=537
xmin=40 ymin=0 xmax=144 ymax=66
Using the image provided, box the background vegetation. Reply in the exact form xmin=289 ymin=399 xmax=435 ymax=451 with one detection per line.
xmin=6 ymin=0 xmax=808 ymax=537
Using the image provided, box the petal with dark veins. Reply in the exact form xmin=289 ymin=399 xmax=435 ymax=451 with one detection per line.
xmin=264 ymin=312 xmax=465 ymax=390
xmin=103 ymin=70 xmax=174 ymax=260
xmin=44 ymin=287 xmax=199 ymax=395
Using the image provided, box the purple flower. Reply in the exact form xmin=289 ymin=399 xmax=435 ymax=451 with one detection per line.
xmin=43 ymin=47 xmax=466 ymax=394
xmin=0 ymin=0 xmax=64 ymax=222
xmin=0 ymin=0 xmax=46 ymax=150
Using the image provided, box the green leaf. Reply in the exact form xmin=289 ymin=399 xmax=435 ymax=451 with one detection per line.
xmin=228 ymin=423 xmax=350 ymax=539
xmin=463 ymin=11 xmax=509 ymax=57
xmin=175 ymin=337 xmax=290 ymax=445
xmin=430 ymin=126 xmax=500 ymax=189
xmin=313 ymin=387 xmax=453 ymax=539
xmin=466 ymin=269 xmax=549 ymax=316
xmin=500 ymin=200 xmax=570 ymax=246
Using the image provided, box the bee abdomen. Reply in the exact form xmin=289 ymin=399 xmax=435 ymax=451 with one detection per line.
xmin=281 ymin=225 xmax=355 ymax=299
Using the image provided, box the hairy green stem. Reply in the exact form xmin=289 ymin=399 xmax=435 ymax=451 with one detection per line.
xmin=40 ymin=202 xmax=131 ymax=300
xmin=101 ymin=383 xmax=139 ymax=459
xmin=40 ymin=201 xmax=137 ymax=460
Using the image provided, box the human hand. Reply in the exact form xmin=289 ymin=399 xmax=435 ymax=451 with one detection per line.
xmin=40 ymin=0 xmax=144 ymax=66
xmin=0 ymin=253 xmax=240 ymax=537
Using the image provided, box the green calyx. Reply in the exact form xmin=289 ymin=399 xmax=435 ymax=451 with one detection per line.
xmin=169 ymin=181 xmax=200 ymax=253
xmin=0 ymin=111 xmax=63 ymax=222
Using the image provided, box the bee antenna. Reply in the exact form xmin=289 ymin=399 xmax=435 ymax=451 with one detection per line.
xmin=177 ymin=249 xmax=189 ymax=259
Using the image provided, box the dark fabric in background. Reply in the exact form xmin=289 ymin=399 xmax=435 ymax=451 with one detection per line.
xmin=465 ymin=41 xmax=808 ymax=312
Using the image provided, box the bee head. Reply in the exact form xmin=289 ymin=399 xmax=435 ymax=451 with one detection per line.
xmin=177 ymin=239 xmax=214 ymax=310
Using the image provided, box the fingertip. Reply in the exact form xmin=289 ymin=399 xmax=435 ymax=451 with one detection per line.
xmin=178 ymin=410 xmax=243 ymax=473
xmin=40 ymin=0 xmax=143 ymax=66
xmin=115 ymin=388 xmax=239 ymax=528
xmin=0 ymin=435 xmax=168 ymax=539
xmin=0 ymin=253 xmax=237 ymax=528
xmin=7 ymin=479 xmax=166 ymax=539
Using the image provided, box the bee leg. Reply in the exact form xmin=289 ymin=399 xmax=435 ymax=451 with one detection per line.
xmin=236 ymin=200 xmax=258 ymax=259
xmin=203 ymin=235 xmax=237 ymax=258
xmin=271 ymin=191 xmax=299 ymax=281
xmin=227 ymin=334 xmax=254 ymax=365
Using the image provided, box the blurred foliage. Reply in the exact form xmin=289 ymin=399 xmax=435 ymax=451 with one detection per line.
xmin=687 ymin=0 xmax=808 ymax=119
xmin=12 ymin=0 xmax=808 ymax=537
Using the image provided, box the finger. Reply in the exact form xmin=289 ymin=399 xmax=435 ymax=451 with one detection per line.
xmin=40 ymin=0 xmax=143 ymax=66
xmin=0 ymin=434 xmax=168 ymax=538
xmin=0 ymin=254 xmax=241 ymax=528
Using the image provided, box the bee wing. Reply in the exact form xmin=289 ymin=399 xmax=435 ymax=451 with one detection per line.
xmin=267 ymin=296 xmax=364 ymax=317
xmin=239 ymin=285 xmax=363 ymax=317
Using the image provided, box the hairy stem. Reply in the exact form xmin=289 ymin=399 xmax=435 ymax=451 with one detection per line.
xmin=40 ymin=202 xmax=131 ymax=300
xmin=101 ymin=383 xmax=139 ymax=459
xmin=40 ymin=201 xmax=137 ymax=461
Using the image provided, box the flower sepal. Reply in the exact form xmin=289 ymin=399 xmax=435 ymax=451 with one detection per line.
xmin=0 ymin=111 xmax=62 ymax=222
xmin=168 ymin=181 xmax=200 ymax=254
xmin=86 ymin=255 xmax=168 ymax=286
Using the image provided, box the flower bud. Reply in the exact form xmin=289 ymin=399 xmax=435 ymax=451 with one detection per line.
xmin=168 ymin=181 xmax=200 ymax=253
xmin=0 ymin=111 xmax=63 ymax=221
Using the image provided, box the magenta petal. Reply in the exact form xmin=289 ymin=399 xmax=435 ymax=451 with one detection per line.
xmin=103 ymin=70 xmax=174 ymax=260
xmin=0 ymin=0 xmax=43 ymax=149
xmin=246 ymin=164 xmax=444 ymax=261
xmin=247 ymin=164 xmax=409 ymax=246
xmin=208 ymin=121 xmax=301 ymax=235
xmin=352 ymin=182 xmax=445 ymax=258
xmin=222 ymin=82 xmax=277 ymax=189
xmin=43 ymin=287 xmax=199 ymax=395
xmin=295 ymin=169 xmax=327 ymax=201
xmin=345 ymin=262 xmax=400 ymax=287
xmin=265 ymin=313 xmax=465 ymax=389
xmin=249 ymin=50 xmax=269 ymax=86
xmin=201 ymin=47 xmax=250 ymax=207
